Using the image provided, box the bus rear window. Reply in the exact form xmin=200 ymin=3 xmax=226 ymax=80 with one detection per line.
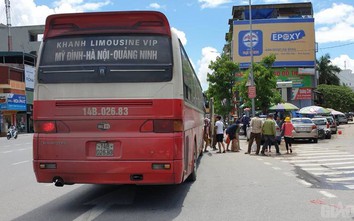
xmin=38 ymin=35 xmax=172 ymax=83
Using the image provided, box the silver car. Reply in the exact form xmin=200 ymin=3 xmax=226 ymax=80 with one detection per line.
xmin=291 ymin=117 xmax=318 ymax=143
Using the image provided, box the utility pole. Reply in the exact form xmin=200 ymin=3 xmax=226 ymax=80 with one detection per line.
xmin=5 ymin=0 xmax=13 ymax=51
xmin=249 ymin=0 xmax=255 ymax=117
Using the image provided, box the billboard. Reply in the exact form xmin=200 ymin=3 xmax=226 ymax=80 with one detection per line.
xmin=233 ymin=18 xmax=315 ymax=68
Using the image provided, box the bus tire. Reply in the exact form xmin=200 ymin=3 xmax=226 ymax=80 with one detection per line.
xmin=186 ymin=143 xmax=197 ymax=182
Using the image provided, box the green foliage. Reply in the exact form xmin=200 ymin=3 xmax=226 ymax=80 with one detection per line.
xmin=206 ymin=54 xmax=239 ymax=119
xmin=317 ymin=54 xmax=341 ymax=85
xmin=317 ymin=84 xmax=354 ymax=112
xmin=236 ymin=54 xmax=282 ymax=113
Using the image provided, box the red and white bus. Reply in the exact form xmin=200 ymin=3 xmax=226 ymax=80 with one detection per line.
xmin=33 ymin=11 xmax=205 ymax=186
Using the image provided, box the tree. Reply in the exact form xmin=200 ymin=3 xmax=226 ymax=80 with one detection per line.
xmin=206 ymin=54 xmax=239 ymax=120
xmin=316 ymin=84 xmax=354 ymax=112
xmin=237 ymin=54 xmax=282 ymax=114
xmin=317 ymin=54 xmax=341 ymax=85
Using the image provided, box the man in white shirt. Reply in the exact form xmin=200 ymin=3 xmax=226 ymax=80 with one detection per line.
xmin=215 ymin=115 xmax=226 ymax=153
xmin=245 ymin=115 xmax=263 ymax=155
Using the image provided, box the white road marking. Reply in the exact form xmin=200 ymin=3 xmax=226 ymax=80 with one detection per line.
xmin=12 ymin=160 xmax=29 ymax=165
xmin=264 ymin=162 xmax=272 ymax=165
xmin=73 ymin=186 xmax=135 ymax=221
xmin=272 ymin=167 xmax=281 ymax=170
xmin=294 ymin=152 xmax=349 ymax=156
xmin=297 ymin=180 xmax=312 ymax=186
xmin=295 ymin=161 xmax=354 ymax=167
xmin=282 ymin=157 xmax=354 ymax=163
xmin=296 ymin=150 xmax=341 ymax=153
xmin=327 ymin=177 xmax=354 ymax=182
xmin=283 ymin=154 xmax=354 ymax=160
xmin=345 ymin=185 xmax=354 ymax=189
xmin=312 ymin=170 xmax=354 ymax=176
xmin=300 ymin=167 xmax=330 ymax=171
xmin=319 ymin=190 xmax=336 ymax=198
xmin=331 ymin=166 xmax=354 ymax=170
xmin=2 ymin=151 xmax=13 ymax=154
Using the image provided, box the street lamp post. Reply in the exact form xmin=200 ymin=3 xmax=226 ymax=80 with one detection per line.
xmin=249 ymin=0 xmax=255 ymax=117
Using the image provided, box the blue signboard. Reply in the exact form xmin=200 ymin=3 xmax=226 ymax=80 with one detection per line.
xmin=0 ymin=94 xmax=27 ymax=111
xmin=238 ymin=30 xmax=263 ymax=57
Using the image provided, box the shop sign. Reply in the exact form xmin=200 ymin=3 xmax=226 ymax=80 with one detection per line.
xmin=292 ymin=88 xmax=312 ymax=100
xmin=0 ymin=93 xmax=27 ymax=111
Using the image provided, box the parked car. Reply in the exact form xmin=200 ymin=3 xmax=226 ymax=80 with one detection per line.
xmin=291 ymin=117 xmax=318 ymax=143
xmin=311 ymin=118 xmax=331 ymax=139
xmin=246 ymin=116 xmax=281 ymax=145
xmin=333 ymin=114 xmax=348 ymax=125
xmin=345 ymin=112 xmax=353 ymax=122
xmin=324 ymin=116 xmax=337 ymax=134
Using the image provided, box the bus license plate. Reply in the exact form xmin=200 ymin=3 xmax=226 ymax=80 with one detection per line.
xmin=96 ymin=142 xmax=114 ymax=156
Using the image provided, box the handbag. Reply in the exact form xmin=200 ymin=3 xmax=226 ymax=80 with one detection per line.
xmin=225 ymin=135 xmax=230 ymax=144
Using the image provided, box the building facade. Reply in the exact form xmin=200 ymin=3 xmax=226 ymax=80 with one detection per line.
xmin=227 ymin=2 xmax=317 ymax=110
xmin=0 ymin=25 xmax=44 ymax=135
xmin=338 ymin=69 xmax=354 ymax=91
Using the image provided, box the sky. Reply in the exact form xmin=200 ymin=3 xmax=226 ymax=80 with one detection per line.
xmin=0 ymin=0 xmax=354 ymax=90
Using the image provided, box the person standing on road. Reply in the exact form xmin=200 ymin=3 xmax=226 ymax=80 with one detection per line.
xmin=215 ymin=115 xmax=226 ymax=153
xmin=281 ymin=117 xmax=294 ymax=154
xmin=241 ymin=114 xmax=250 ymax=137
xmin=203 ymin=118 xmax=211 ymax=152
xmin=245 ymin=115 xmax=263 ymax=155
xmin=261 ymin=113 xmax=281 ymax=156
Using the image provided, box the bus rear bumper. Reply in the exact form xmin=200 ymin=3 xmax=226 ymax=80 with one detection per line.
xmin=33 ymin=160 xmax=184 ymax=185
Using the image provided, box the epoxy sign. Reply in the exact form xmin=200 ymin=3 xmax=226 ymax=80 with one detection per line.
xmin=233 ymin=18 xmax=315 ymax=68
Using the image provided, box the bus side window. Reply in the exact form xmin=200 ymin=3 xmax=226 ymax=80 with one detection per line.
xmin=184 ymin=84 xmax=191 ymax=100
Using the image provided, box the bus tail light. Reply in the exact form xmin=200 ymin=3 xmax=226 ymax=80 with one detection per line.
xmin=154 ymin=120 xmax=183 ymax=133
xmin=39 ymin=163 xmax=57 ymax=169
xmin=152 ymin=163 xmax=171 ymax=170
xmin=34 ymin=121 xmax=70 ymax=133
xmin=140 ymin=120 xmax=183 ymax=133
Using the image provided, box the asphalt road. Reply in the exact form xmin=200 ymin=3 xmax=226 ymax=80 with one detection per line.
xmin=1 ymin=123 xmax=354 ymax=221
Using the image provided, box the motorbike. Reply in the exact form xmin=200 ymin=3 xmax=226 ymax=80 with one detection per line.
xmin=7 ymin=127 xmax=18 ymax=140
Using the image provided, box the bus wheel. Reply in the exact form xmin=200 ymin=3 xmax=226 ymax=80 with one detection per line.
xmin=186 ymin=143 xmax=197 ymax=182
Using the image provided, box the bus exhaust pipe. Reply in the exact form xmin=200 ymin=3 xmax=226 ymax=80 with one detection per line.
xmin=54 ymin=177 xmax=64 ymax=187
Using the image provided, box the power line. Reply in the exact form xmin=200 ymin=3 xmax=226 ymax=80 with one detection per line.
xmin=319 ymin=42 xmax=354 ymax=50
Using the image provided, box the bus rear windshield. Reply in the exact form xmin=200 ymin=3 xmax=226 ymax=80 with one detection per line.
xmin=38 ymin=35 xmax=173 ymax=83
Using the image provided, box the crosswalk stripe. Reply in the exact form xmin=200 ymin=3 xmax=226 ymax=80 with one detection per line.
xmin=327 ymin=177 xmax=354 ymax=182
xmin=319 ymin=191 xmax=336 ymax=198
xmin=301 ymin=167 xmax=331 ymax=171
xmin=295 ymin=152 xmax=346 ymax=156
xmin=296 ymin=161 xmax=354 ymax=167
xmin=279 ymin=147 xmax=354 ymax=190
xmin=295 ymin=152 xmax=349 ymax=156
xmin=312 ymin=170 xmax=354 ymax=176
xmin=288 ymin=154 xmax=354 ymax=159
xmin=296 ymin=149 xmax=342 ymax=153
xmin=345 ymin=185 xmax=354 ymax=189
xmin=283 ymin=157 xmax=354 ymax=163
xmin=331 ymin=166 xmax=354 ymax=170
